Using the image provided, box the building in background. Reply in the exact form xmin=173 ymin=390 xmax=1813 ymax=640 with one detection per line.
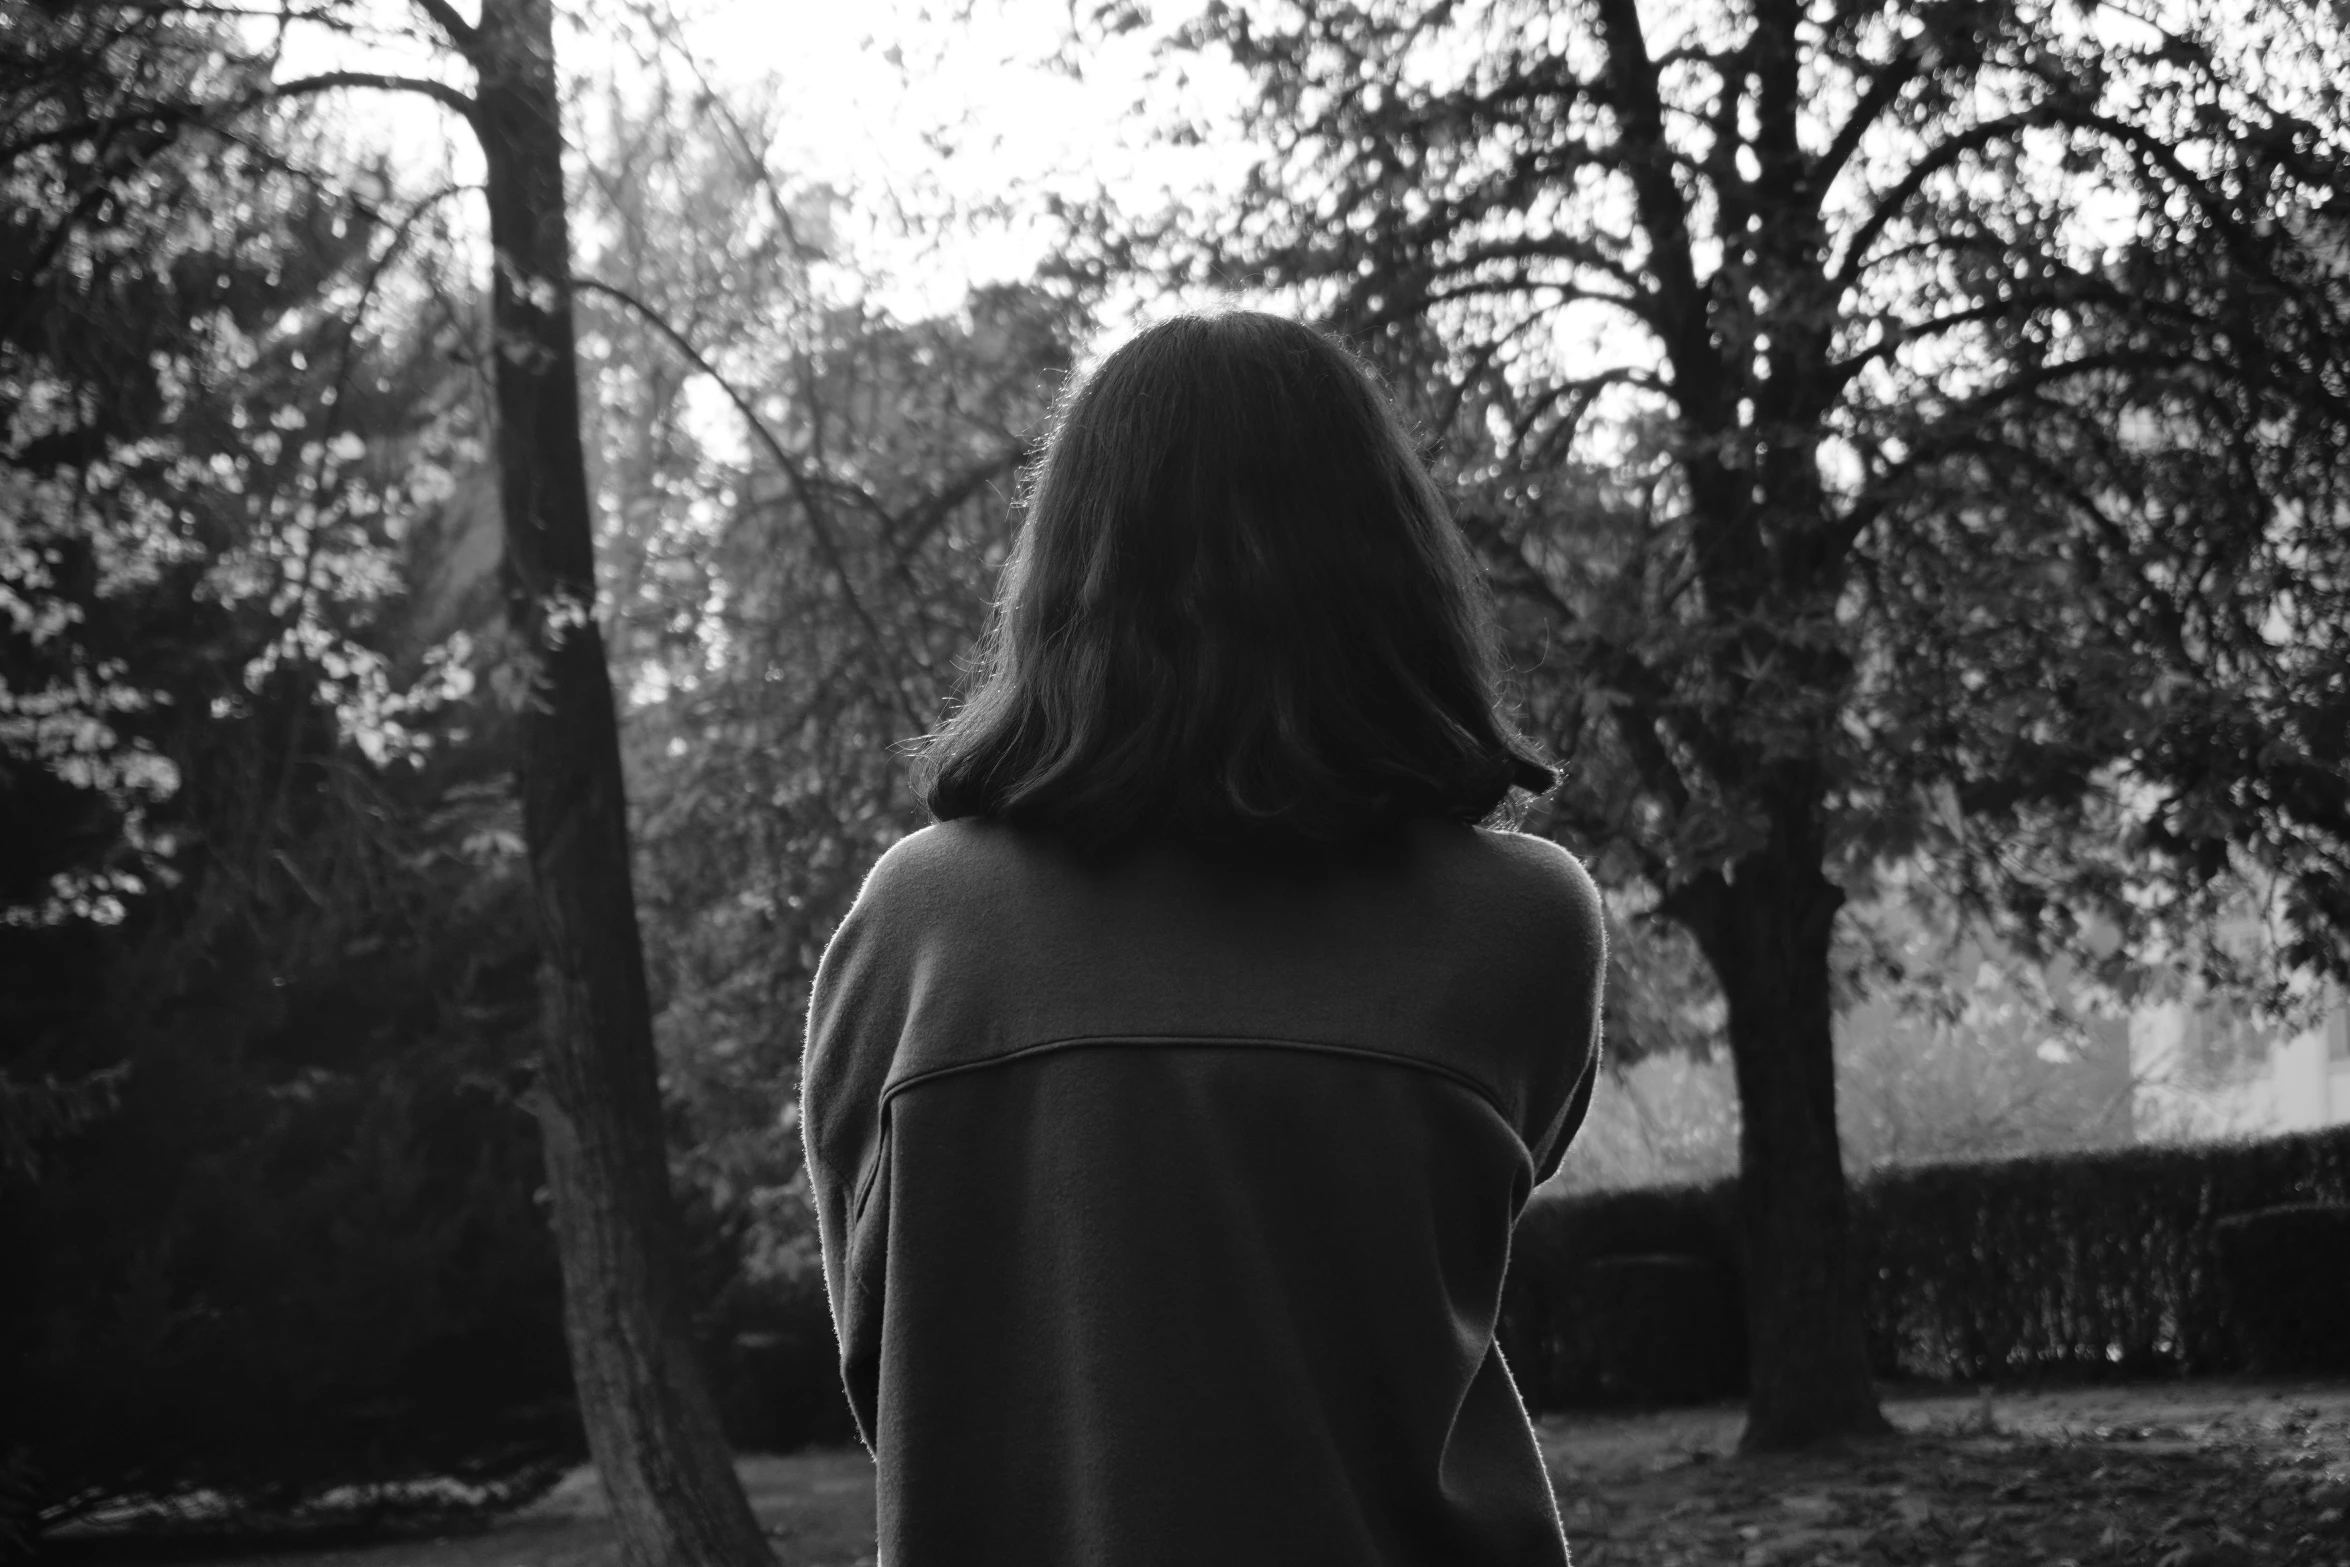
xmin=2131 ymin=982 xmax=2350 ymax=1141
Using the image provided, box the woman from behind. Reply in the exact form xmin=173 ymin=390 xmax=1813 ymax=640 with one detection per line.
xmin=802 ymin=309 xmax=1605 ymax=1566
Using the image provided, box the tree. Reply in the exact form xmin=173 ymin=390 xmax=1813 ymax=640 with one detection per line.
xmin=5 ymin=2 xmax=773 ymax=1556
xmin=2 ymin=17 xmax=577 ymax=1532
xmin=1155 ymin=0 xmax=2350 ymax=1447
xmin=405 ymin=3 xmax=772 ymax=1558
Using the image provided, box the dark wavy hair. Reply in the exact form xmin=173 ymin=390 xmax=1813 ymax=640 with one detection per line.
xmin=916 ymin=310 xmax=1553 ymax=854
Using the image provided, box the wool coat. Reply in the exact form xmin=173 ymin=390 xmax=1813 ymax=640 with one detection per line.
xmin=802 ymin=816 xmax=1606 ymax=1566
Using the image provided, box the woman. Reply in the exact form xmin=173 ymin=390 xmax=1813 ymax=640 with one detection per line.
xmin=802 ymin=310 xmax=1605 ymax=1565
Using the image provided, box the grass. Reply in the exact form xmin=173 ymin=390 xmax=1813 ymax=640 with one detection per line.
xmin=54 ymin=1380 xmax=2350 ymax=1567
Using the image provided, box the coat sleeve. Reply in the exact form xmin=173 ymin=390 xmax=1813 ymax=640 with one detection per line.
xmin=1530 ymin=850 xmax=1607 ymax=1189
xmin=800 ymin=847 xmax=922 ymax=1453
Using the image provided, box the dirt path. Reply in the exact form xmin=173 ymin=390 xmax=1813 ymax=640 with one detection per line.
xmin=65 ymin=1380 xmax=2350 ymax=1567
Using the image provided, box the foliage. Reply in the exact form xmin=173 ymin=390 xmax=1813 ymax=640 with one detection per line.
xmin=1545 ymin=1051 xmax=1744 ymax=1192
xmin=1828 ymin=891 xmax=2142 ymax=1164
xmin=1596 ymin=898 xmax=1727 ymax=1067
xmin=1154 ymin=0 xmax=2350 ymax=998
xmin=563 ymin=59 xmax=1086 ymax=1289
xmin=0 ymin=538 xmax=577 ymax=1524
xmin=1507 ymin=1122 xmax=2350 ymax=1410
xmin=0 ymin=904 xmax=576 ymax=1528
xmin=1 ymin=7 xmax=457 ymax=936
xmin=1553 ymin=891 xmax=2151 ymax=1193
xmin=0 ymin=1067 xmax=124 ymax=1186
xmin=0 ymin=3 xmax=582 ymax=1529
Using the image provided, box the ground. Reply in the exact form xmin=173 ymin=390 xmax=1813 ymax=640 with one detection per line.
xmin=1542 ymin=1382 xmax=2350 ymax=1566
xmin=63 ymin=1380 xmax=2350 ymax=1567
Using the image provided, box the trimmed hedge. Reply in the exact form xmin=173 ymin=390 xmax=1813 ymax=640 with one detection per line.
xmin=1501 ymin=1123 xmax=2350 ymax=1410
xmin=2210 ymin=1203 xmax=2350 ymax=1374
xmin=1572 ymin=1254 xmax=1744 ymax=1405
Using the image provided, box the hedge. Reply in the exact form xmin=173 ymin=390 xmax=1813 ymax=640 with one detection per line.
xmin=2209 ymin=1203 xmax=2350 ymax=1375
xmin=1500 ymin=1123 xmax=2350 ymax=1410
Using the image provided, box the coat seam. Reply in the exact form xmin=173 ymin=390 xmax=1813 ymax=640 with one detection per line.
xmin=850 ymin=1033 xmax=1524 ymax=1226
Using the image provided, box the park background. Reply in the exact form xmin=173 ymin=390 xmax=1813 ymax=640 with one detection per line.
xmin=5 ymin=0 xmax=2350 ymax=1563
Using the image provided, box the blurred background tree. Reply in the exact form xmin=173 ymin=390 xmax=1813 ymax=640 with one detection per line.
xmin=562 ymin=40 xmax=1078 ymax=1395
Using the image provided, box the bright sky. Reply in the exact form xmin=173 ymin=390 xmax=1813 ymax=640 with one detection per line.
xmin=288 ymin=0 xmax=1257 ymax=326
xmin=686 ymin=0 xmax=1253 ymax=317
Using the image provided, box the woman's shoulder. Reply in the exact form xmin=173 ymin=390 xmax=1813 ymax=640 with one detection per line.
xmin=851 ymin=817 xmax=994 ymax=896
xmin=862 ymin=817 xmax=991 ymax=880
xmin=1437 ymin=825 xmax=1607 ymax=961
xmin=844 ymin=817 xmax=1059 ymax=925
xmin=1461 ymin=823 xmax=1595 ymax=882
xmin=851 ymin=817 xmax=1600 ymax=943
xmin=1451 ymin=824 xmax=1602 ymax=908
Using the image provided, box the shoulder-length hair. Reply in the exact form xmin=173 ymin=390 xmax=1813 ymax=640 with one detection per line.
xmin=916 ymin=310 xmax=1553 ymax=854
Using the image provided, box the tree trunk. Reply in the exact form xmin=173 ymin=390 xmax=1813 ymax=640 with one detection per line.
xmin=467 ymin=3 xmax=772 ymax=1563
xmin=1677 ymin=798 xmax=1891 ymax=1452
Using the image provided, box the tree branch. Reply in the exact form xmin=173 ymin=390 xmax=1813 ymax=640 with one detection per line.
xmin=1828 ymin=294 xmax=2065 ymax=391
xmin=1700 ymin=39 xmax=1753 ymax=253
xmin=1441 ymin=232 xmax=1654 ymax=303
xmin=1424 ymin=278 xmax=1654 ymax=327
xmin=1590 ymin=0 xmax=1723 ymax=427
xmin=571 ymin=274 xmax=926 ymax=733
xmin=1928 ymin=349 xmax=2198 ymax=432
xmin=1830 ymin=107 xmax=2050 ymax=286
xmin=883 ymin=450 xmax=1028 ymax=569
xmin=1513 ymin=366 xmax=1660 ymax=464
xmin=0 ymin=67 xmax=478 ymax=166
xmin=1457 ymin=508 xmax=1713 ymax=818
xmin=263 ymin=71 xmax=478 ymax=124
xmin=411 ymin=0 xmax=480 ymax=50
xmin=1813 ymin=40 xmax=1920 ymax=201
xmin=617 ymin=0 xmax=825 ymax=268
